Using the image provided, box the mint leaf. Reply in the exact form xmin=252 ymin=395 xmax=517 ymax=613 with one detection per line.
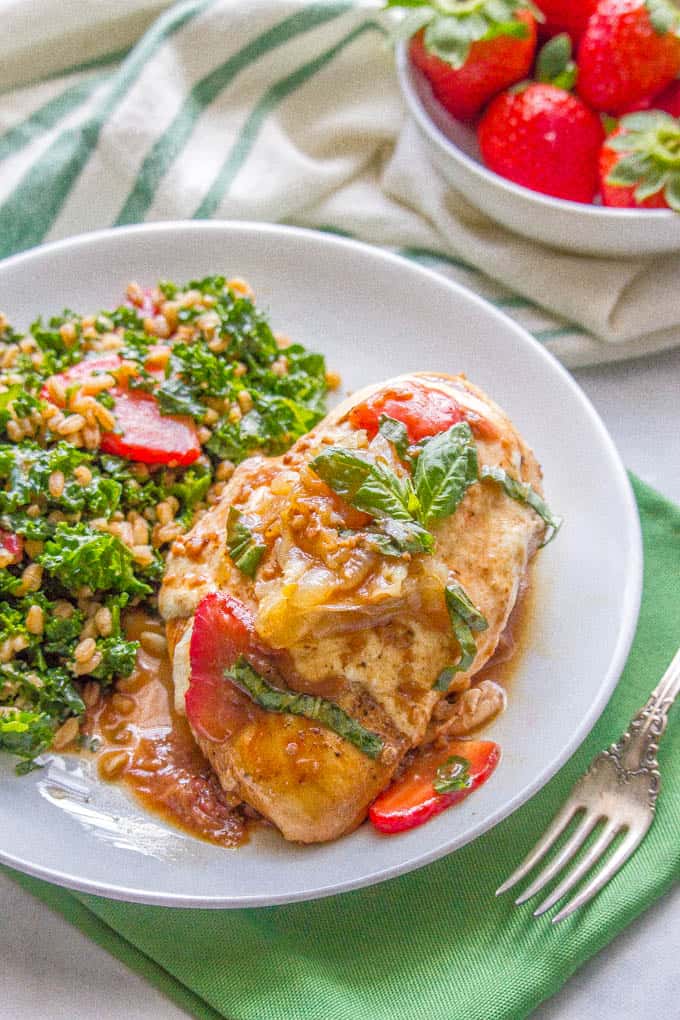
xmin=414 ymin=422 xmax=478 ymax=527
xmin=480 ymin=465 xmax=562 ymax=545
xmin=226 ymin=507 xmax=266 ymax=578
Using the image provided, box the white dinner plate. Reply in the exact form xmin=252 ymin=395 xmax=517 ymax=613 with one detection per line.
xmin=0 ymin=222 xmax=641 ymax=908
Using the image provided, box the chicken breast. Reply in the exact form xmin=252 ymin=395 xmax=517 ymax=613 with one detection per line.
xmin=160 ymin=373 xmax=547 ymax=842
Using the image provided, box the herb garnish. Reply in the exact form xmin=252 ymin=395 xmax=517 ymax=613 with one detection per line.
xmin=413 ymin=422 xmax=478 ymax=527
xmin=378 ymin=414 xmax=410 ymax=460
xmin=309 ymin=447 xmax=416 ymax=521
xmin=310 ymin=417 xmax=563 ymax=690
xmin=433 ymin=755 xmax=471 ymax=795
xmin=226 ymin=508 xmax=266 ymax=578
xmin=434 ymin=582 xmax=489 ymax=689
xmin=226 ymin=655 xmax=385 ymax=760
xmin=480 ymin=465 xmax=563 ymax=545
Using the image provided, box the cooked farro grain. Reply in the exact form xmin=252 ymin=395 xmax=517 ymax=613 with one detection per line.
xmin=0 ymin=273 xmax=330 ymax=772
xmin=52 ymin=717 xmax=80 ymax=750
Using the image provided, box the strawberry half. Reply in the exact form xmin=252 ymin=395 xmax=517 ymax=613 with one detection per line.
xmin=402 ymin=1 xmax=538 ymax=121
xmin=600 ymin=110 xmax=680 ymax=209
xmin=478 ymin=83 xmax=604 ymax=202
xmin=577 ymin=0 xmax=680 ymax=115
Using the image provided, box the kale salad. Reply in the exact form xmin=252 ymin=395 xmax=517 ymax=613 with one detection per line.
xmin=0 ymin=276 xmax=331 ymax=773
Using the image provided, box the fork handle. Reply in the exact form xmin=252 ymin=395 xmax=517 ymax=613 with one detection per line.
xmin=598 ymin=646 xmax=680 ymax=808
xmin=649 ymin=645 xmax=680 ymax=709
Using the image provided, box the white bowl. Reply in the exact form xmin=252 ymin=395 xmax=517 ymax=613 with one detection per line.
xmin=396 ymin=41 xmax=680 ymax=257
xmin=0 ymin=222 xmax=641 ymax=907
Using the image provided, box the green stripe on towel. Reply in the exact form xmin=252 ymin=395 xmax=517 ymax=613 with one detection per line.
xmin=195 ymin=20 xmax=385 ymax=219
xmin=116 ymin=2 xmax=353 ymax=225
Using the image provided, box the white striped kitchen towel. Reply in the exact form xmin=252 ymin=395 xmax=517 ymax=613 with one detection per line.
xmin=1 ymin=0 xmax=679 ymax=367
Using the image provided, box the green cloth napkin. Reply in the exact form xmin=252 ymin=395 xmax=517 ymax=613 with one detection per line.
xmin=5 ymin=475 xmax=679 ymax=1019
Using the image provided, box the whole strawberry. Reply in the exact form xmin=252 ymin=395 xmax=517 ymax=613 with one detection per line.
xmin=534 ymin=0 xmax=599 ymax=43
xmin=600 ymin=111 xmax=680 ymax=208
xmin=577 ymin=0 xmax=680 ymax=115
xmin=655 ymin=78 xmax=680 ymax=115
xmin=478 ymin=83 xmax=605 ymax=202
xmin=399 ymin=0 xmax=538 ymax=121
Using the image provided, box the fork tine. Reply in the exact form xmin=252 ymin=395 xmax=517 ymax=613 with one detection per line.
xmin=495 ymin=801 xmax=582 ymax=896
xmin=532 ymin=820 xmax=622 ymax=917
xmin=550 ymin=827 xmax=646 ymax=924
xmin=514 ymin=811 xmax=600 ymax=905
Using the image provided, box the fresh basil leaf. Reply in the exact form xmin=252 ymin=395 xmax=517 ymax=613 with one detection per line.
xmin=480 ymin=465 xmax=563 ymax=545
xmin=226 ymin=507 xmax=266 ymax=578
xmin=226 ymin=656 xmax=385 ymax=760
xmin=433 ymin=754 xmax=471 ymax=794
xmin=445 ymin=579 xmax=488 ymax=632
xmin=378 ymin=414 xmax=410 ymax=459
xmin=434 ymin=581 xmax=486 ymax=689
xmin=414 ymin=422 xmax=478 ymax=527
xmin=309 ymin=447 xmax=415 ymax=521
xmin=350 ymin=518 xmax=435 ymax=558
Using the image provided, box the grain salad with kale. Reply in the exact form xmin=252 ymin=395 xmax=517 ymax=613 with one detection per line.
xmin=0 ymin=276 xmax=332 ymax=773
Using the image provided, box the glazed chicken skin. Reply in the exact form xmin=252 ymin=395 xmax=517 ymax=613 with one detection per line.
xmin=159 ymin=373 xmax=548 ymax=843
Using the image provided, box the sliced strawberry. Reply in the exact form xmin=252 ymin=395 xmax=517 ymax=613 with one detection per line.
xmin=349 ymin=384 xmax=463 ymax=442
xmin=349 ymin=383 xmax=497 ymax=444
xmin=99 ymin=388 xmax=200 ymax=466
xmin=186 ymin=592 xmax=261 ymax=742
xmin=39 ymin=354 xmax=121 ymax=401
xmin=41 ymin=355 xmax=201 ymax=466
xmin=369 ymin=739 xmax=501 ymax=834
xmin=0 ymin=530 xmax=23 ymax=564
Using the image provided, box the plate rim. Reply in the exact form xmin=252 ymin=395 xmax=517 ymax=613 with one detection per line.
xmin=0 ymin=221 xmax=643 ymax=907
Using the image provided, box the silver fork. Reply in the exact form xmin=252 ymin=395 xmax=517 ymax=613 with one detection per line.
xmin=496 ymin=646 xmax=680 ymax=924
